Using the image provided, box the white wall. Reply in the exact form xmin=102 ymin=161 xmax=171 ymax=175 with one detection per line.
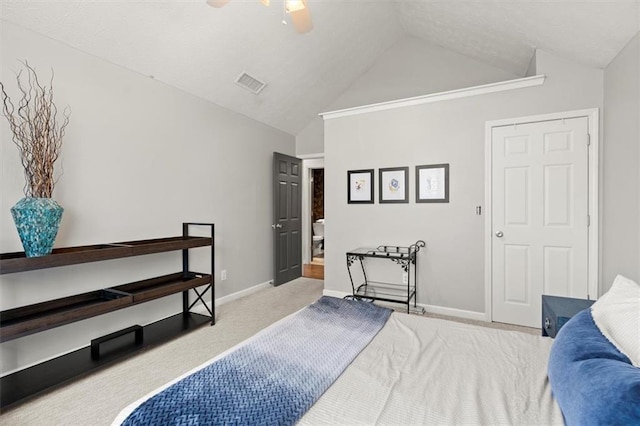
xmin=0 ymin=22 xmax=295 ymax=374
xmin=603 ymin=31 xmax=640 ymax=290
xmin=296 ymin=36 xmax=518 ymax=156
xmin=324 ymin=50 xmax=604 ymax=316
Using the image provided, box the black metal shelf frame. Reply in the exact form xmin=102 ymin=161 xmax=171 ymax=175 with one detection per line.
xmin=182 ymin=222 xmax=215 ymax=325
xmin=346 ymin=240 xmax=425 ymax=312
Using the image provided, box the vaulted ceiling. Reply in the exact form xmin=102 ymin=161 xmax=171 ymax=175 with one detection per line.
xmin=2 ymin=0 xmax=638 ymax=135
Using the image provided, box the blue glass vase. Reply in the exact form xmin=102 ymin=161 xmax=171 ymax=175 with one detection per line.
xmin=10 ymin=197 xmax=64 ymax=257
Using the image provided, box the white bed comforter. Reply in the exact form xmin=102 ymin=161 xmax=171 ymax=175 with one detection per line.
xmin=299 ymin=313 xmax=563 ymax=425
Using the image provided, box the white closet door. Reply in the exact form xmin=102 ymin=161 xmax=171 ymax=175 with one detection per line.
xmin=491 ymin=117 xmax=589 ymax=327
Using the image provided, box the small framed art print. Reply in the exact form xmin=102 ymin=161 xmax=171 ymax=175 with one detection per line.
xmin=416 ymin=163 xmax=449 ymax=203
xmin=379 ymin=167 xmax=409 ymax=203
xmin=347 ymin=169 xmax=374 ymax=204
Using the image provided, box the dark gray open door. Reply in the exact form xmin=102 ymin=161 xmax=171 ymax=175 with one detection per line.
xmin=273 ymin=152 xmax=302 ymax=286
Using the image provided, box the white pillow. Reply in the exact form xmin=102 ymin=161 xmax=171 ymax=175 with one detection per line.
xmin=591 ymin=275 xmax=640 ymax=367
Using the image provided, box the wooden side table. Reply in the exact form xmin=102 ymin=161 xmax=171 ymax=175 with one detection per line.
xmin=542 ymin=295 xmax=595 ymax=338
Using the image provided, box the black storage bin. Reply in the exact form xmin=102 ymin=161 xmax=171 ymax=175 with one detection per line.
xmin=542 ymin=295 xmax=595 ymax=338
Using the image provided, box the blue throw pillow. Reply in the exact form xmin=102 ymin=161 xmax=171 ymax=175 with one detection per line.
xmin=548 ymin=309 xmax=640 ymax=425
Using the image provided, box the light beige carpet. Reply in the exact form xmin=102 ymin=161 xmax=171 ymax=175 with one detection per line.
xmin=1 ymin=278 xmax=538 ymax=425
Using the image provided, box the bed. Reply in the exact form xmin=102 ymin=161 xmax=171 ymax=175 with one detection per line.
xmin=112 ymin=294 xmax=567 ymax=425
xmin=547 ymin=275 xmax=640 ymax=425
xmin=299 ymin=311 xmax=561 ymax=425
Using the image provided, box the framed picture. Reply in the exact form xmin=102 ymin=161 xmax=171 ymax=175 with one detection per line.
xmin=416 ymin=164 xmax=449 ymax=203
xmin=347 ymin=169 xmax=374 ymax=204
xmin=379 ymin=167 xmax=409 ymax=203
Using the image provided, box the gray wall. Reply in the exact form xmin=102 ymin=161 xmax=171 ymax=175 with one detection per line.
xmin=0 ymin=22 xmax=295 ymax=374
xmin=296 ymin=36 xmax=518 ymax=156
xmin=603 ymin=32 xmax=640 ymax=290
xmin=324 ymin=50 xmax=604 ymax=315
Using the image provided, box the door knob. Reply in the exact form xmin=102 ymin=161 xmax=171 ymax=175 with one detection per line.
xmin=272 ymin=224 xmax=282 ymax=229
xmin=495 ymin=231 xmax=504 ymax=238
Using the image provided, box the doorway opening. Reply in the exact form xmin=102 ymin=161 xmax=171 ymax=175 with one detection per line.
xmin=303 ymin=167 xmax=324 ymax=279
xmin=311 ymin=168 xmax=324 ymax=265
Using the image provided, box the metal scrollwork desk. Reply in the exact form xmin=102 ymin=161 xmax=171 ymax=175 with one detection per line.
xmin=346 ymin=240 xmax=425 ymax=313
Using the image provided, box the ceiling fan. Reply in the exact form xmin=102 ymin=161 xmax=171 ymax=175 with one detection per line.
xmin=206 ymin=0 xmax=313 ymax=34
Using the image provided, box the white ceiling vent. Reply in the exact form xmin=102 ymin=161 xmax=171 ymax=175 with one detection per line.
xmin=235 ymin=71 xmax=267 ymax=94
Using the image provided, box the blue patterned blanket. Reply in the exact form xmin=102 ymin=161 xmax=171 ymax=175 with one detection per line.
xmin=117 ymin=296 xmax=392 ymax=426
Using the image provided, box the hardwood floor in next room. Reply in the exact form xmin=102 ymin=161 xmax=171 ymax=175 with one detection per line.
xmin=303 ymin=263 xmax=324 ymax=280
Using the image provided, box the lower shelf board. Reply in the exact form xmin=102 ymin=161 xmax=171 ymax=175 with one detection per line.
xmin=355 ymin=282 xmax=416 ymax=303
xmin=0 ymin=312 xmax=212 ymax=411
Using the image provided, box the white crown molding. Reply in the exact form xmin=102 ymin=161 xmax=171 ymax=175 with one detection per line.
xmin=320 ymin=75 xmax=546 ymax=120
xmin=297 ymin=153 xmax=325 ymax=159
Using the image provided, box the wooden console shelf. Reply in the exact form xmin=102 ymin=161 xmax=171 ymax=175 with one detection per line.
xmin=0 ymin=272 xmax=212 ymax=343
xmin=0 ymin=235 xmax=212 ymax=274
xmin=0 ymin=222 xmax=215 ymax=410
xmin=113 ymin=272 xmax=211 ymax=304
xmin=0 ymin=290 xmax=133 ymax=343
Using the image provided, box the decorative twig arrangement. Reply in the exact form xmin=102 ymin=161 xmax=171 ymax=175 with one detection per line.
xmin=1 ymin=61 xmax=70 ymax=198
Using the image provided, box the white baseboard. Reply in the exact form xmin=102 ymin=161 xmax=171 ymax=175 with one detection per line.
xmin=192 ymin=280 xmax=273 ymax=315
xmin=322 ymin=289 xmax=350 ymax=299
xmin=322 ymin=289 xmax=486 ymax=322
xmin=421 ymin=304 xmax=486 ymax=322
